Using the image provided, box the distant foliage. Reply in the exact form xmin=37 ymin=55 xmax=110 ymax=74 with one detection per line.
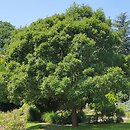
xmin=0 ymin=21 xmax=15 ymax=48
xmin=113 ymin=12 xmax=130 ymax=54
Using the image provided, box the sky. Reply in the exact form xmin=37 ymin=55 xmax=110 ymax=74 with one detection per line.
xmin=0 ymin=0 xmax=130 ymax=27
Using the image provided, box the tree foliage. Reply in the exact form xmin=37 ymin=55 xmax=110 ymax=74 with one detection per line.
xmin=113 ymin=12 xmax=130 ymax=54
xmin=0 ymin=3 xmax=130 ymax=127
xmin=0 ymin=21 xmax=15 ymax=49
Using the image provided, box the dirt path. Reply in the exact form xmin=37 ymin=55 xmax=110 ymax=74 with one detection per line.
xmin=0 ymin=126 xmax=4 ymax=130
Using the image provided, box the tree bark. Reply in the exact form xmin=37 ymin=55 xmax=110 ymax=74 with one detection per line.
xmin=72 ymin=107 xmax=78 ymax=127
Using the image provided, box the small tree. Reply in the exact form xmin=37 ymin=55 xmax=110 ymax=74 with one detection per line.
xmin=86 ymin=67 xmax=129 ymax=122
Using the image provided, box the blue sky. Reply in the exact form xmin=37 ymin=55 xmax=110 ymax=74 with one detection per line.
xmin=0 ymin=0 xmax=130 ymax=27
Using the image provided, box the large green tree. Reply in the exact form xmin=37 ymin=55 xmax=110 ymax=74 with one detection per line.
xmin=5 ymin=4 xmax=129 ymax=127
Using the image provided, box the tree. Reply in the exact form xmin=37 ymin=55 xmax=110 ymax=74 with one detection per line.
xmin=0 ymin=21 xmax=15 ymax=49
xmin=0 ymin=57 xmax=22 ymax=111
xmin=5 ymin=4 xmax=128 ymax=127
xmin=85 ymin=67 xmax=129 ymax=121
xmin=0 ymin=58 xmax=8 ymax=102
xmin=113 ymin=12 xmax=130 ymax=54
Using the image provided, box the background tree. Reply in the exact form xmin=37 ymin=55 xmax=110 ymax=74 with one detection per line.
xmin=0 ymin=21 xmax=15 ymax=49
xmin=113 ymin=12 xmax=130 ymax=54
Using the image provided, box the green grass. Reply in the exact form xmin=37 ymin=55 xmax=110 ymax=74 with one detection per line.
xmin=26 ymin=123 xmax=130 ymax=130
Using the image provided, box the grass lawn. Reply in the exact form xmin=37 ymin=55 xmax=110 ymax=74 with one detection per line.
xmin=26 ymin=123 xmax=130 ymax=130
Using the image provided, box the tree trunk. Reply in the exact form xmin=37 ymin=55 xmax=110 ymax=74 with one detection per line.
xmin=72 ymin=107 xmax=78 ymax=127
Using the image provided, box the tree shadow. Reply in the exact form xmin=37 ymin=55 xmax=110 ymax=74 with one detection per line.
xmin=26 ymin=124 xmax=47 ymax=130
xmin=26 ymin=123 xmax=130 ymax=130
xmin=26 ymin=123 xmax=72 ymax=130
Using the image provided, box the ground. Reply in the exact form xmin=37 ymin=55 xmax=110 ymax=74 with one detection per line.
xmin=26 ymin=123 xmax=130 ymax=130
xmin=0 ymin=127 xmax=4 ymax=130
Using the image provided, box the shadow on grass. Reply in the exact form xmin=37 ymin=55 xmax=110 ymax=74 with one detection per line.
xmin=26 ymin=124 xmax=47 ymax=130
xmin=26 ymin=123 xmax=72 ymax=130
xmin=26 ymin=123 xmax=130 ymax=130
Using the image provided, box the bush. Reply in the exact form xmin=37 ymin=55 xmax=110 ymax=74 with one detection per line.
xmin=116 ymin=107 xmax=125 ymax=117
xmin=42 ymin=110 xmax=86 ymax=124
xmin=42 ymin=111 xmax=56 ymax=123
xmin=19 ymin=103 xmax=41 ymax=122
xmin=0 ymin=109 xmax=26 ymax=130
xmin=77 ymin=111 xmax=86 ymax=123
xmin=54 ymin=110 xmax=72 ymax=124
xmin=125 ymin=111 xmax=130 ymax=118
xmin=116 ymin=116 xmax=123 ymax=123
xmin=27 ymin=107 xmax=41 ymax=122
xmin=19 ymin=103 xmax=29 ymax=114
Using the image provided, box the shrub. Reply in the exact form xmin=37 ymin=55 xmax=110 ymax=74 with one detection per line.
xmin=54 ymin=110 xmax=72 ymax=124
xmin=116 ymin=116 xmax=123 ymax=123
xmin=77 ymin=111 xmax=86 ymax=123
xmin=27 ymin=107 xmax=41 ymax=122
xmin=19 ymin=103 xmax=41 ymax=122
xmin=19 ymin=103 xmax=29 ymax=114
xmin=42 ymin=110 xmax=86 ymax=124
xmin=125 ymin=111 xmax=130 ymax=118
xmin=0 ymin=109 xmax=26 ymax=130
xmin=42 ymin=111 xmax=56 ymax=123
xmin=116 ymin=108 xmax=125 ymax=117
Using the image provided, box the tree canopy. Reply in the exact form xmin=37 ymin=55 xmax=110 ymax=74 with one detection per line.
xmin=0 ymin=3 xmax=130 ymax=127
